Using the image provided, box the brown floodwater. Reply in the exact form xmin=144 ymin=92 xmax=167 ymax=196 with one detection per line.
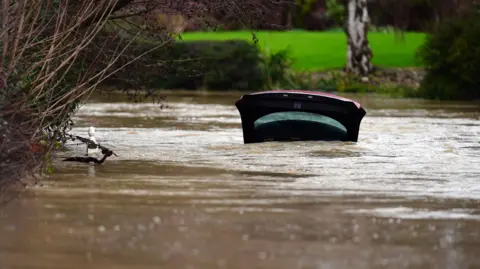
xmin=1 ymin=91 xmax=480 ymax=269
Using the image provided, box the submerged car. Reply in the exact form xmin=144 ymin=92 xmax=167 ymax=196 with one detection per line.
xmin=235 ymin=90 xmax=366 ymax=144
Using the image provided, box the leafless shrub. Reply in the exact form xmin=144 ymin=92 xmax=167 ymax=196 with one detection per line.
xmin=107 ymin=0 xmax=291 ymax=33
xmin=0 ymin=0 xmax=170 ymax=193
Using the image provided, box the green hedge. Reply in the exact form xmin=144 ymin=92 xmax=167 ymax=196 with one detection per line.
xmin=165 ymin=40 xmax=265 ymax=90
xmin=101 ymin=38 xmax=279 ymax=91
xmin=416 ymin=11 xmax=480 ymax=100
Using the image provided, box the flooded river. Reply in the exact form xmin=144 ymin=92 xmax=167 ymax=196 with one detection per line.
xmin=1 ymin=91 xmax=480 ymax=269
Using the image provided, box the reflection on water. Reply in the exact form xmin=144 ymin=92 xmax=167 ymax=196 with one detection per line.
xmin=1 ymin=91 xmax=479 ymax=269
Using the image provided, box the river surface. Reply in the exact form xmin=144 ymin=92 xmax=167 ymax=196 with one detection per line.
xmin=1 ymin=91 xmax=480 ymax=269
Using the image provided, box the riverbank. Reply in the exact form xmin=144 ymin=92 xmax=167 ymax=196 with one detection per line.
xmin=302 ymin=67 xmax=426 ymax=96
xmin=98 ymin=67 xmax=425 ymax=98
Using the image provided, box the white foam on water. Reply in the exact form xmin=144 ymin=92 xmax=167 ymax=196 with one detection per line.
xmin=343 ymin=207 xmax=480 ymax=220
xmin=66 ymin=99 xmax=480 ymax=202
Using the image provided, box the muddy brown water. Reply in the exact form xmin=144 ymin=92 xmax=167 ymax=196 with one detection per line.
xmin=1 ymin=91 xmax=480 ymax=269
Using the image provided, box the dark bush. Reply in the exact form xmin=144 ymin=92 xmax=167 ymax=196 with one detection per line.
xmin=416 ymin=11 xmax=480 ymax=100
xmin=196 ymin=41 xmax=265 ymax=91
xmin=101 ymin=39 xmax=271 ymax=91
xmin=261 ymin=49 xmax=292 ymax=89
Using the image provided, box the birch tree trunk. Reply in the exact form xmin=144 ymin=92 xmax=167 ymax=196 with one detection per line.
xmin=344 ymin=0 xmax=373 ymax=77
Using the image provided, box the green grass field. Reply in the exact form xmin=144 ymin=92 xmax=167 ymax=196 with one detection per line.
xmin=180 ymin=30 xmax=426 ymax=71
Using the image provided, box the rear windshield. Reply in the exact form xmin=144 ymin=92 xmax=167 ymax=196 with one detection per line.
xmin=253 ymin=111 xmax=348 ymax=141
xmin=255 ymin=111 xmax=346 ymax=131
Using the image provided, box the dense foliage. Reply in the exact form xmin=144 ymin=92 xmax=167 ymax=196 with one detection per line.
xmin=416 ymin=10 xmax=480 ymax=100
xmin=100 ymin=38 xmax=290 ymax=91
xmin=165 ymin=40 xmax=265 ymax=91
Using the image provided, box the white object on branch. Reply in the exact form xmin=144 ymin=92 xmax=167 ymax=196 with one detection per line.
xmin=86 ymin=126 xmax=100 ymax=156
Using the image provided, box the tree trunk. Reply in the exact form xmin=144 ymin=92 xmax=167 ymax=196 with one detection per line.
xmin=344 ymin=0 xmax=373 ymax=77
xmin=280 ymin=2 xmax=293 ymax=29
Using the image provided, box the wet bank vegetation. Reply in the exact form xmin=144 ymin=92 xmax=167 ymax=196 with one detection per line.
xmin=0 ymin=0 xmax=287 ymax=201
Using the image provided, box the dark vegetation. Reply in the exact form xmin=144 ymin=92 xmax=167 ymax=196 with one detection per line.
xmin=416 ymin=8 xmax=480 ymax=100
xmin=189 ymin=0 xmax=475 ymax=32
xmin=100 ymin=39 xmax=268 ymax=91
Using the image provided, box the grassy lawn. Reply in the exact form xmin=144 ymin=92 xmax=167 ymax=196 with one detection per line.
xmin=180 ymin=30 xmax=426 ymax=71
